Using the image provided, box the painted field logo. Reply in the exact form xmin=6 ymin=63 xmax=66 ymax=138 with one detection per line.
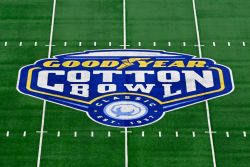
xmin=17 ymin=49 xmax=234 ymax=127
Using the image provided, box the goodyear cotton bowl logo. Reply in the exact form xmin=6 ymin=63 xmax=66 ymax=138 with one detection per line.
xmin=17 ymin=49 xmax=234 ymax=127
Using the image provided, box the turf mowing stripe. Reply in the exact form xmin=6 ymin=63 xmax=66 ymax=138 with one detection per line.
xmin=36 ymin=0 xmax=57 ymax=167
xmin=192 ymin=0 xmax=217 ymax=167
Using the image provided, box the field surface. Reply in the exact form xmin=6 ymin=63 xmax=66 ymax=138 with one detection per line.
xmin=0 ymin=0 xmax=250 ymax=167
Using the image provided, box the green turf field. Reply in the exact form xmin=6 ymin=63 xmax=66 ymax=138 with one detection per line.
xmin=0 ymin=0 xmax=250 ymax=167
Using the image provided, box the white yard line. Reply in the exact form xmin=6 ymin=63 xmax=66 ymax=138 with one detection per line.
xmin=122 ymin=0 xmax=128 ymax=167
xmin=192 ymin=0 xmax=202 ymax=57
xmin=48 ymin=0 xmax=56 ymax=59
xmin=124 ymin=127 xmax=128 ymax=167
xmin=36 ymin=0 xmax=57 ymax=167
xmin=123 ymin=0 xmax=127 ymax=49
xmin=192 ymin=0 xmax=217 ymax=167
xmin=205 ymin=101 xmax=217 ymax=167
xmin=37 ymin=101 xmax=47 ymax=167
